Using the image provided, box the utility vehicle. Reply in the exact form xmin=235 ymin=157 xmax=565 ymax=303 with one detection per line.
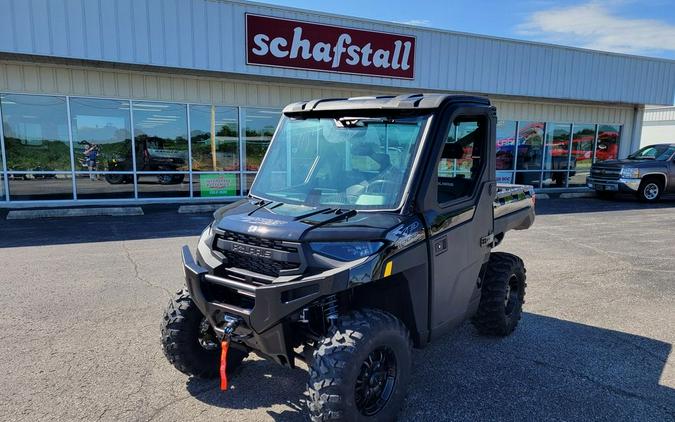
xmin=161 ymin=94 xmax=535 ymax=421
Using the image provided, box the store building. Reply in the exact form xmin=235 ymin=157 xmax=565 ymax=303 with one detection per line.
xmin=1 ymin=0 xmax=674 ymax=207
xmin=641 ymin=107 xmax=675 ymax=147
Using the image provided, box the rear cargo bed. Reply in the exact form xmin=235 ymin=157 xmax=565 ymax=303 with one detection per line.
xmin=494 ymin=184 xmax=536 ymax=235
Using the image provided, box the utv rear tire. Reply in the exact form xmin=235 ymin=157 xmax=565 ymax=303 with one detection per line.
xmin=472 ymin=252 xmax=526 ymax=336
xmin=160 ymin=289 xmax=247 ymax=378
xmin=307 ymin=309 xmax=412 ymax=422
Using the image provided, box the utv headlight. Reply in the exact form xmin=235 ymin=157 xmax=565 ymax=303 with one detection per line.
xmin=620 ymin=167 xmax=640 ymax=178
xmin=310 ymin=242 xmax=384 ymax=262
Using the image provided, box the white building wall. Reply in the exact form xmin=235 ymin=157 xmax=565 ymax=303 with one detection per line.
xmin=640 ymin=107 xmax=675 ymax=147
xmin=1 ymin=0 xmax=674 ymax=105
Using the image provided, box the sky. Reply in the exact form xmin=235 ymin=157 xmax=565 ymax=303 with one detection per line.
xmin=256 ymin=0 xmax=675 ymax=60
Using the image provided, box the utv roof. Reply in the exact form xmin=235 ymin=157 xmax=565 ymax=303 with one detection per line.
xmin=282 ymin=93 xmax=491 ymax=116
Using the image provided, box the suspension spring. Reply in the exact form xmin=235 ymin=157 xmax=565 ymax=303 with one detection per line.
xmin=322 ymin=294 xmax=339 ymax=326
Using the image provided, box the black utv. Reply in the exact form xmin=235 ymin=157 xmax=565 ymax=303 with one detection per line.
xmin=161 ymin=94 xmax=535 ymax=421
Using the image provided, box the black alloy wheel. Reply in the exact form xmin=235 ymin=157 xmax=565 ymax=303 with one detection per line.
xmin=354 ymin=346 xmax=398 ymax=416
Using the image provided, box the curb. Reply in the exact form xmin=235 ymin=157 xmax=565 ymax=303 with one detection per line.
xmin=559 ymin=192 xmax=597 ymax=199
xmin=6 ymin=207 xmax=144 ymax=220
xmin=177 ymin=204 xmax=228 ymax=214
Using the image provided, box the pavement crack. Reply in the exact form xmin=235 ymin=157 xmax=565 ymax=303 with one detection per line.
xmin=121 ymin=241 xmax=171 ymax=297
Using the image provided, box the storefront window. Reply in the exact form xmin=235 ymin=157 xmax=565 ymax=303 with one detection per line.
xmin=571 ymin=124 xmax=596 ymax=171
xmin=496 ymin=120 xmax=516 ymax=170
xmin=516 ymin=121 xmax=544 ymax=170
xmin=8 ymin=173 xmax=73 ymax=201
xmin=542 ymin=123 xmax=571 ymax=187
xmin=75 ymin=174 xmax=134 ymax=199
xmin=133 ymin=102 xmax=189 ymax=172
xmin=244 ymin=173 xmax=256 ymax=195
xmin=190 ymin=105 xmax=239 ymax=172
xmin=137 ymin=173 xmax=189 ymax=198
xmin=70 ymin=98 xmax=132 ymax=173
xmin=1 ymin=94 xmax=70 ymax=172
xmin=243 ymin=108 xmax=280 ymax=171
xmin=595 ymin=125 xmax=620 ymax=162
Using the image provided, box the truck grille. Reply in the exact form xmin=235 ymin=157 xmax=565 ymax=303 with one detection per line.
xmin=590 ymin=166 xmax=621 ymax=181
xmin=214 ymin=230 xmax=302 ymax=278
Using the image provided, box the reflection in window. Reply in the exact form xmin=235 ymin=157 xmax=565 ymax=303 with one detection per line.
xmin=496 ymin=120 xmax=516 ymax=170
xmin=243 ymin=108 xmax=280 ymax=171
xmin=8 ymin=173 xmax=73 ymax=200
xmin=137 ymin=173 xmax=189 ymax=198
xmin=70 ymin=98 xmax=132 ymax=173
xmin=133 ymin=102 xmax=189 ymax=172
xmin=543 ymin=123 xmax=571 ymax=187
xmin=572 ymin=124 xmax=596 ymax=171
xmin=245 ymin=173 xmax=256 ymax=196
xmin=516 ymin=121 xmax=544 ymax=170
xmin=190 ymin=105 xmax=239 ymax=171
xmin=596 ymin=125 xmax=620 ymax=162
xmin=1 ymin=94 xmax=70 ymax=171
xmin=75 ymin=174 xmax=134 ymax=199
xmin=437 ymin=119 xmax=483 ymax=202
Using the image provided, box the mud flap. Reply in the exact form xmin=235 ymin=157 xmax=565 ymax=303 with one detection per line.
xmin=220 ymin=339 xmax=229 ymax=391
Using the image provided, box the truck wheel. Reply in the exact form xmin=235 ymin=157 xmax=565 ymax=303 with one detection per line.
xmin=472 ymin=252 xmax=526 ymax=337
xmin=160 ymin=289 xmax=247 ymax=378
xmin=307 ymin=309 xmax=412 ymax=422
xmin=637 ymin=178 xmax=663 ymax=202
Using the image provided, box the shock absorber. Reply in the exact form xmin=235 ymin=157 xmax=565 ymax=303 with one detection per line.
xmin=322 ymin=294 xmax=339 ymax=328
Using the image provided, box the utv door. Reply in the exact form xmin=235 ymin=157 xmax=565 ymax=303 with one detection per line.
xmin=418 ymin=105 xmax=497 ymax=338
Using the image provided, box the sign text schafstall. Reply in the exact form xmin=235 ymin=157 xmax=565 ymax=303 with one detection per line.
xmin=246 ymin=14 xmax=415 ymax=79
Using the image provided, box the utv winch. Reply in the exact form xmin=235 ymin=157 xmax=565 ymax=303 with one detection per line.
xmin=161 ymin=93 xmax=535 ymax=421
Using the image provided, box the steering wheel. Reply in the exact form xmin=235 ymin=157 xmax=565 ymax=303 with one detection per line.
xmin=365 ymin=179 xmax=397 ymax=194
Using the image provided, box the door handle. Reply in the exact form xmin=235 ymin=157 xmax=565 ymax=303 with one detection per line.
xmin=434 ymin=236 xmax=448 ymax=255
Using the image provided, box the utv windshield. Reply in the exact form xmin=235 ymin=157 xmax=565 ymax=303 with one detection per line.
xmin=250 ymin=115 xmax=430 ymax=210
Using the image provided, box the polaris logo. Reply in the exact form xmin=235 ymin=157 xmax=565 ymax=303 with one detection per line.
xmin=232 ymin=243 xmax=273 ymax=259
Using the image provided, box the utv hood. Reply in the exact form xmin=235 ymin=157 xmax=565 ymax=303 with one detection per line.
xmin=213 ymin=199 xmax=406 ymax=242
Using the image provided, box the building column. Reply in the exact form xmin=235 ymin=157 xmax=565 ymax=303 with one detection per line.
xmin=626 ymin=105 xmax=645 ymax=158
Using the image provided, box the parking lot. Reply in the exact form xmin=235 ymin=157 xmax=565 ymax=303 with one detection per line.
xmin=0 ymin=197 xmax=674 ymax=421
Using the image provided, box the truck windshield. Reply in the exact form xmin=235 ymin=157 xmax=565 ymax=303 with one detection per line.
xmin=627 ymin=145 xmax=675 ymax=161
xmin=250 ymin=115 xmax=430 ymax=210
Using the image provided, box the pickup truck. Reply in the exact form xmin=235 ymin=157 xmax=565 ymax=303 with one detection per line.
xmin=161 ymin=93 xmax=535 ymax=421
xmin=588 ymin=143 xmax=675 ymax=202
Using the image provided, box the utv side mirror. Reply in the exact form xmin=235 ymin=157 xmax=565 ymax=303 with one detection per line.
xmin=442 ymin=143 xmax=465 ymax=159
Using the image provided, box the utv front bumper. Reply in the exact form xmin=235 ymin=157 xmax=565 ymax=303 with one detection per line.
xmin=181 ymin=245 xmax=351 ymax=366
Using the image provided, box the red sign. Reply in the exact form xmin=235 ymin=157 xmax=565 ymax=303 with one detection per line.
xmin=246 ymin=14 xmax=415 ymax=79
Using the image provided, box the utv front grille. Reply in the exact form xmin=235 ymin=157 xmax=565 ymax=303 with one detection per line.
xmin=214 ymin=230 xmax=303 ymax=278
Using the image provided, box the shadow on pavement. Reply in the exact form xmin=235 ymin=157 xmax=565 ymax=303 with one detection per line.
xmin=0 ymin=208 xmax=213 ymax=248
xmin=183 ymin=313 xmax=674 ymax=421
xmin=535 ymin=194 xmax=675 ymax=215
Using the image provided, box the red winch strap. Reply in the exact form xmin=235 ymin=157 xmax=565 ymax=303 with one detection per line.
xmin=219 ymin=339 xmax=229 ymax=391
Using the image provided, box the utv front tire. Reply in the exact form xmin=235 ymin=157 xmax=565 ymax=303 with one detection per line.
xmin=472 ymin=252 xmax=526 ymax=336
xmin=161 ymin=289 xmax=247 ymax=378
xmin=307 ymin=309 xmax=412 ymax=422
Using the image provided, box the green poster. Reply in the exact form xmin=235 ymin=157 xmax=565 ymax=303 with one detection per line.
xmin=200 ymin=174 xmax=237 ymax=197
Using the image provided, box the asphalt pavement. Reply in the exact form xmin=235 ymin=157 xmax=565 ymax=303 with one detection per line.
xmin=0 ymin=197 xmax=674 ymax=421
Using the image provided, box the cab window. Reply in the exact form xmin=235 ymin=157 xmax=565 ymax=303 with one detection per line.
xmin=437 ymin=118 xmax=485 ymax=204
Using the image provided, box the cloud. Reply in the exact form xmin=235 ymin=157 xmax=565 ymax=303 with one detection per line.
xmin=393 ymin=19 xmax=432 ymax=27
xmin=516 ymin=1 xmax=675 ymax=56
